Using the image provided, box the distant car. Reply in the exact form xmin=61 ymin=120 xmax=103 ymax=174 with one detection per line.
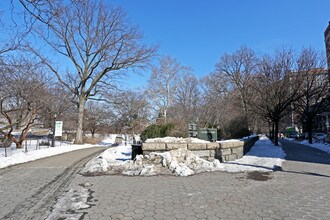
xmin=314 ymin=133 xmax=327 ymax=141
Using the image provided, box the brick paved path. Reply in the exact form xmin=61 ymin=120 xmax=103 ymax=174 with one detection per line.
xmin=70 ymin=140 xmax=330 ymax=220
xmin=1 ymin=141 xmax=330 ymax=220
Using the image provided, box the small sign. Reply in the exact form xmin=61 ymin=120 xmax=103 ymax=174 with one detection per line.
xmin=54 ymin=121 xmax=63 ymax=137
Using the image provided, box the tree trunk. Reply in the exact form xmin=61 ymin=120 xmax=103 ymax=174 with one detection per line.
xmin=75 ymin=96 xmax=86 ymax=144
xmin=274 ymin=120 xmax=279 ymax=146
xmin=307 ymin=118 xmax=313 ymax=144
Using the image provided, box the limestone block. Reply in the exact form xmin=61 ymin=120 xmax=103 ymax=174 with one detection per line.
xmin=233 ymin=141 xmax=244 ymax=147
xmin=235 ymin=151 xmax=244 ymax=159
xmin=206 ymin=142 xmax=220 ymax=150
xmin=191 ymin=150 xmax=211 ymax=158
xmin=142 ymin=143 xmax=166 ymax=151
xmin=231 ymin=146 xmax=243 ymax=155
xmin=187 ymin=143 xmax=207 ymax=150
xmin=166 ymin=143 xmax=187 ymax=150
xmin=219 ymin=141 xmax=233 ymax=149
xmin=143 ymin=150 xmax=166 ymax=155
xmin=220 ymin=148 xmax=232 ymax=156
xmin=227 ymin=154 xmax=239 ymax=161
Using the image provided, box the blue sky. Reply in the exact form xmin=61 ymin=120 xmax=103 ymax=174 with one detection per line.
xmin=109 ymin=0 xmax=330 ymax=88
xmin=1 ymin=0 xmax=330 ymax=89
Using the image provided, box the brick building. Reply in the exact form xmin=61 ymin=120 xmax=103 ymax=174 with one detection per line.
xmin=320 ymin=22 xmax=330 ymax=134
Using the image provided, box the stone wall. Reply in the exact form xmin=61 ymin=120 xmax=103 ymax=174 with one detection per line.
xmin=216 ymin=140 xmax=244 ymax=162
xmin=142 ymin=137 xmax=258 ymax=162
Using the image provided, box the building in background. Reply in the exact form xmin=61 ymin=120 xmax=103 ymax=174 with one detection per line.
xmin=320 ymin=22 xmax=330 ymax=134
xmin=325 ymin=21 xmax=330 ymax=68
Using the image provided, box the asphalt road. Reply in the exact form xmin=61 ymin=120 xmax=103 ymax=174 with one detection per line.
xmin=0 ymin=147 xmax=106 ymax=220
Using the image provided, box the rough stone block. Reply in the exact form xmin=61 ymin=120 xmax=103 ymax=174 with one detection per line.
xmin=227 ymin=154 xmax=239 ymax=161
xmin=206 ymin=142 xmax=220 ymax=150
xmin=231 ymin=146 xmax=243 ymax=155
xmin=235 ymin=151 xmax=244 ymax=159
xmin=142 ymin=143 xmax=166 ymax=151
xmin=187 ymin=143 xmax=207 ymax=150
xmin=191 ymin=150 xmax=211 ymax=158
xmin=220 ymin=148 xmax=232 ymax=156
xmin=166 ymin=143 xmax=187 ymax=150
xmin=219 ymin=141 xmax=234 ymax=149
xmin=143 ymin=150 xmax=166 ymax=156
xmin=209 ymin=150 xmax=215 ymax=157
xmin=233 ymin=141 xmax=244 ymax=147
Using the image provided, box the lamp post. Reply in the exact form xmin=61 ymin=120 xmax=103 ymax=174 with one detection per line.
xmin=52 ymin=113 xmax=57 ymax=147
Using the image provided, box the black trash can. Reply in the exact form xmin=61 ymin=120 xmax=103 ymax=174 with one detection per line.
xmin=131 ymin=144 xmax=143 ymax=160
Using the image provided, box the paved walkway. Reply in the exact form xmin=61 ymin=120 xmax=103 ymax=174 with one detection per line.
xmin=1 ymin=141 xmax=330 ymax=220
xmin=70 ymin=140 xmax=330 ymax=220
xmin=0 ymin=147 xmax=105 ymax=220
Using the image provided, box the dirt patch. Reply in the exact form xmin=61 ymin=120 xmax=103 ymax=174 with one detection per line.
xmin=246 ymin=171 xmax=273 ymax=181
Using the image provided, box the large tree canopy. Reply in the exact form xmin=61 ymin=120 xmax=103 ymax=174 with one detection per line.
xmin=19 ymin=0 xmax=157 ymax=143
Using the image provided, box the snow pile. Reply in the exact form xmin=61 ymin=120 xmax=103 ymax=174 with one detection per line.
xmin=98 ymin=134 xmax=117 ymax=145
xmin=46 ymin=184 xmax=91 ymax=220
xmin=0 ymin=143 xmax=98 ymax=169
xmin=81 ymin=147 xmax=221 ymax=177
xmin=219 ymin=136 xmax=286 ymax=172
xmin=145 ymin=137 xmax=210 ymax=143
xmin=300 ymin=140 xmax=330 ymax=154
xmin=82 ymin=135 xmax=286 ymax=176
xmin=241 ymin=134 xmax=258 ymax=140
xmin=218 ymin=139 xmax=242 ymax=143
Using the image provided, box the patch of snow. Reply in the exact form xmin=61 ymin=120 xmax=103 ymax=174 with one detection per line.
xmin=218 ymin=139 xmax=242 ymax=143
xmin=145 ymin=137 xmax=210 ymax=143
xmin=46 ymin=185 xmax=91 ymax=220
xmin=218 ymin=136 xmax=286 ymax=172
xmin=0 ymin=140 xmax=102 ymax=169
xmin=299 ymin=140 xmax=330 ymax=154
xmin=241 ymin=134 xmax=258 ymax=140
xmin=82 ymin=148 xmax=221 ymax=177
xmin=82 ymin=135 xmax=286 ymax=176
xmin=98 ymin=134 xmax=117 ymax=145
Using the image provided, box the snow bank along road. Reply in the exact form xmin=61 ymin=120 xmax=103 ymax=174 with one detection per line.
xmin=0 ymin=147 xmax=105 ymax=220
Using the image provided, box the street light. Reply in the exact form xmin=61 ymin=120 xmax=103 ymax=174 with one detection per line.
xmin=52 ymin=113 xmax=57 ymax=147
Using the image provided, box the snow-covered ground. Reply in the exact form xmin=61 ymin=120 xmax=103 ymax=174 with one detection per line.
xmin=220 ymin=136 xmax=286 ymax=172
xmin=0 ymin=137 xmax=114 ymax=170
xmin=46 ymin=184 xmax=91 ymax=220
xmin=297 ymin=139 xmax=330 ymax=154
xmin=145 ymin=137 xmax=210 ymax=143
xmin=81 ymin=135 xmax=286 ymax=177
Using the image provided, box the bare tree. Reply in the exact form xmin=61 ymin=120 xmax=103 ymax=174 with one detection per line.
xmin=147 ymin=56 xmax=191 ymax=122
xmin=199 ymin=72 xmax=231 ymax=129
xmin=84 ymin=101 xmax=114 ymax=138
xmin=251 ymin=48 xmax=304 ymax=145
xmin=215 ymin=46 xmax=257 ymax=129
xmin=169 ymin=73 xmax=200 ymax=124
xmin=18 ymin=0 xmax=156 ymax=143
xmin=0 ymin=57 xmax=50 ymax=148
xmin=293 ymin=48 xmax=328 ymax=143
xmin=108 ymin=90 xmax=150 ymax=134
